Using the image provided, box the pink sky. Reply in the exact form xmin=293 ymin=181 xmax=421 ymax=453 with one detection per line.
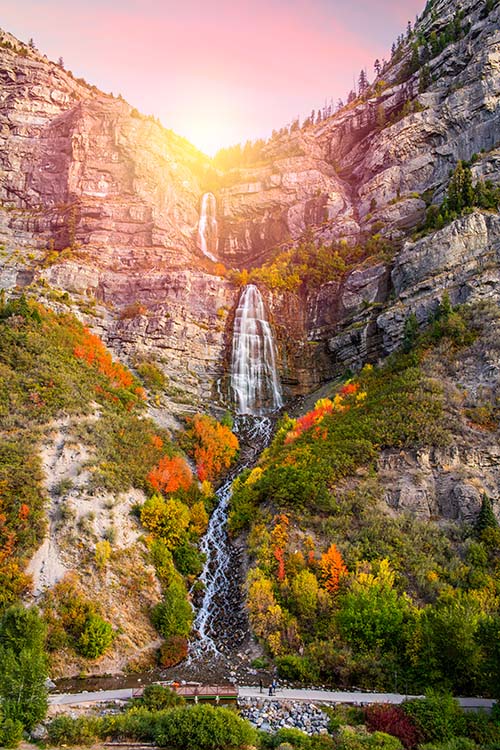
xmin=2 ymin=0 xmax=423 ymax=154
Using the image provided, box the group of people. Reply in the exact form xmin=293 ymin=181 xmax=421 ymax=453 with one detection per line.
xmin=259 ymin=678 xmax=277 ymax=695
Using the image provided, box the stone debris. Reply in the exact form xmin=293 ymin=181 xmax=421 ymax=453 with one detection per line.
xmin=238 ymin=697 xmax=330 ymax=735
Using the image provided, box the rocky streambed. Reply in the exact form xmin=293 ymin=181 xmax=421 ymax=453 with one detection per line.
xmin=238 ymin=696 xmax=330 ymax=735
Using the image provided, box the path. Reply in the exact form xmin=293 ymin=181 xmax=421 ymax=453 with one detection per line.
xmin=49 ymin=686 xmax=495 ymax=711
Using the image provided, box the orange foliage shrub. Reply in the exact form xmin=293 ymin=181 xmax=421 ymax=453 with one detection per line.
xmin=159 ymin=635 xmax=189 ymax=667
xmin=285 ymin=383 xmax=366 ymax=443
xmin=74 ymin=328 xmax=145 ymax=409
xmin=182 ymin=414 xmax=239 ymax=482
xmin=148 ymin=455 xmax=193 ymax=495
xmin=318 ymin=543 xmax=348 ymax=593
xmin=270 ymin=515 xmax=289 ymax=582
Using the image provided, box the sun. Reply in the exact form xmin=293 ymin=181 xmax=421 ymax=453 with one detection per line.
xmin=173 ymin=94 xmax=246 ymax=156
xmin=181 ymin=116 xmax=237 ymax=156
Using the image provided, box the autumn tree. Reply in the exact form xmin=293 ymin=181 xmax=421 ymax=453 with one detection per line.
xmin=148 ymin=454 xmax=193 ymax=495
xmin=270 ymin=514 xmax=290 ymax=582
xmin=140 ymin=495 xmax=190 ymax=548
xmin=189 ymin=500 xmax=209 ymax=536
xmin=181 ymin=414 xmax=239 ymax=482
xmin=318 ymin=543 xmax=348 ymax=593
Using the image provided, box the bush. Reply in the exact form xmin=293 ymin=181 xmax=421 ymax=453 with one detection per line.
xmin=419 ymin=740 xmax=478 ymax=750
xmin=136 ymin=360 xmax=167 ymax=392
xmin=275 ymin=654 xmax=318 ymax=683
xmin=463 ymin=711 xmax=500 ymax=745
xmin=47 ymin=706 xmax=256 ymax=748
xmin=152 ymin=704 xmax=257 ymax=749
xmin=136 ymin=684 xmax=185 ymax=710
xmin=402 ymin=694 xmax=465 ymax=744
xmin=159 ymin=636 xmax=189 ymax=667
xmin=151 ymin=577 xmax=193 ymax=639
xmin=47 ymin=715 xmax=100 ymax=745
xmin=0 ymin=714 xmax=23 ymax=748
xmin=172 ymin=541 xmax=205 ymax=577
xmin=336 ymin=727 xmax=403 ymax=749
xmin=76 ymin=614 xmax=114 ymax=659
xmin=273 ymin=727 xmax=312 ymax=748
xmin=365 ymin=704 xmax=421 ymax=749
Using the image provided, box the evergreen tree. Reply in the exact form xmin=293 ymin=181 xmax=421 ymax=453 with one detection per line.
xmin=0 ymin=606 xmax=48 ymax=730
xmin=28 ymin=38 xmax=35 ymax=49
xmin=462 ymin=163 xmax=475 ymax=208
xmin=347 ymin=89 xmax=357 ymax=104
xmin=419 ymin=64 xmax=432 ymax=92
xmin=407 ymin=20 xmax=413 ymax=39
xmin=475 ymin=494 xmax=498 ymax=537
xmin=403 ymin=313 xmax=419 ymax=352
xmin=58 ymin=56 xmax=64 ymax=68
xmin=358 ymin=69 xmax=369 ymax=93
xmin=374 ymin=58 xmax=381 ymax=77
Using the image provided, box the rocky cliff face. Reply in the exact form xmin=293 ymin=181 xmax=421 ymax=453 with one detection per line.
xmin=0 ymin=0 xmax=499 ymax=409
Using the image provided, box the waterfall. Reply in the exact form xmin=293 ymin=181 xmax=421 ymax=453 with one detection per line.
xmin=231 ymin=284 xmax=283 ymax=416
xmin=198 ymin=192 xmax=218 ymax=262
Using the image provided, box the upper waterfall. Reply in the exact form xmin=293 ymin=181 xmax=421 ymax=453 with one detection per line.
xmin=198 ymin=192 xmax=218 ymax=262
xmin=231 ymin=284 xmax=283 ymax=415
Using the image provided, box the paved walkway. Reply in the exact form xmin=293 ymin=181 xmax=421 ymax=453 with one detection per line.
xmin=49 ymin=686 xmax=496 ymax=710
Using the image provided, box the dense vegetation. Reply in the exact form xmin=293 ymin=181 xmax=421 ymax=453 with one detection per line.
xmin=44 ymin=691 xmax=500 ymax=750
xmin=0 ymin=605 xmax=48 ymax=746
xmin=0 ymin=293 xmax=240 ymax=668
xmin=420 ymin=161 xmax=500 ymax=235
xmin=0 ymin=294 xmax=148 ymax=612
xmin=231 ymin=231 xmax=394 ymax=293
xmin=231 ymin=301 xmax=500 ymax=696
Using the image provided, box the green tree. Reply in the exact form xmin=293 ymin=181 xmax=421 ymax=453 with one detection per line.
xmin=0 ymin=605 xmax=48 ymax=730
xmin=151 ymin=575 xmax=193 ymax=639
xmin=291 ymin=569 xmax=319 ymax=622
xmin=475 ymin=494 xmax=498 ymax=538
xmin=403 ymin=313 xmax=419 ymax=352
xmin=337 ymin=565 xmax=410 ymax=654
xmin=77 ymin=614 xmax=114 ymax=659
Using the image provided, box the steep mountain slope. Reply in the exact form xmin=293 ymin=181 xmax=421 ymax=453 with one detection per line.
xmin=1 ymin=0 xmax=499 ymax=410
xmin=0 ymin=0 xmax=499 ymax=685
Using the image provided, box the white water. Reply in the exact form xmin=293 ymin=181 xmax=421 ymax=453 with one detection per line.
xmin=188 ymin=285 xmax=283 ymax=661
xmin=190 ymin=417 xmax=274 ymax=659
xmin=198 ymin=192 xmax=218 ymax=262
xmin=231 ymin=284 xmax=283 ymax=416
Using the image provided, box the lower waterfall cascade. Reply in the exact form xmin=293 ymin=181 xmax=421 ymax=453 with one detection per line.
xmin=231 ymin=284 xmax=283 ymax=416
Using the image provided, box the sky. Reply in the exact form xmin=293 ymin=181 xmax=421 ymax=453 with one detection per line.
xmin=2 ymin=0 xmax=423 ymax=155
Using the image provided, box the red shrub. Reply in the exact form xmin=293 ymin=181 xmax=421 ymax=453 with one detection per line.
xmin=159 ymin=636 xmax=188 ymax=667
xmin=365 ymin=703 xmax=421 ymax=749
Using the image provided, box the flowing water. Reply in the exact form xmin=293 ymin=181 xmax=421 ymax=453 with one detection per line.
xmin=198 ymin=192 xmax=218 ymax=262
xmin=186 ymin=286 xmax=284 ymax=671
xmin=231 ymin=284 xmax=283 ymax=416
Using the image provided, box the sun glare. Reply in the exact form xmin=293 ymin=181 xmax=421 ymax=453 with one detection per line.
xmin=181 ymin=117 xmax=236 ymax=157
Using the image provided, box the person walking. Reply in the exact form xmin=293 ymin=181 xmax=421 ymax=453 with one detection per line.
xmin=259 ymin=678 xmax=263 ymax=694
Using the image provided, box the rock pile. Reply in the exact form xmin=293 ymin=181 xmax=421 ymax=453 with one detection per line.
xmin=238 ymin=697 xmax=330 ymax=735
